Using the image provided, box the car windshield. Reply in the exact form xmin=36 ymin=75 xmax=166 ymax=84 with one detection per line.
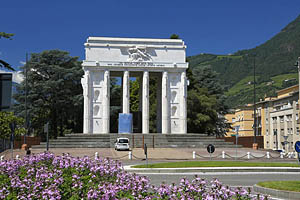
xmin=118 ymin=139 xmax=129 ymax=143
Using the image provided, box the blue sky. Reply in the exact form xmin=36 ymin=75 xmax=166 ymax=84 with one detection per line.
xmin=1 ymin=0 xmax=300 ymax=72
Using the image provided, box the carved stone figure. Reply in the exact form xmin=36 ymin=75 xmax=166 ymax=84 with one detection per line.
xmin=127 ymin=46 xmax=152 ymax=62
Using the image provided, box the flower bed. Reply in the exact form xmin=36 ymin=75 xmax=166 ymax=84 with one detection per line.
xmin=0 ymin=152 xmax=267 ymax=199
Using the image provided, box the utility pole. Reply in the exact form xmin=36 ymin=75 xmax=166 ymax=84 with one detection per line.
xmin=253 ymin=56 xmax=258 ymax=149
xmin=24 ymin=53 xmax=28 ymax=146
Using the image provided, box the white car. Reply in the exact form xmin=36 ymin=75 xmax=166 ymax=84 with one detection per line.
xmin=114 ymin=138 xmax=130 ymax=151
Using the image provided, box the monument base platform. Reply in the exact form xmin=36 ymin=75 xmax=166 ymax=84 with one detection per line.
xmin=32 ymin=133 xmax=241 ymax=149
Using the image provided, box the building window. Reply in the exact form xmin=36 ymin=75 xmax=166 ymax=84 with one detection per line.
xmin=272 ymin=117 xmax=277 ymax=123
xmin=266 ymin=129 xmax=269 ymax=136
xmin=281 ymin=129 xmax=284 ymax=134
xmin=286 ymin=115 xmax=292 ymax=122
xmin=266 ymin=118 xmax=268 ymax=124
xmin=296 ymin=114 xmax=299 ymax=120
xmin=280 ymin=116 xmax=284 ymax=123
xmin=267 ymin=141 xmax=269 ymax=148
xmin=290 ymin=128 xmax=293 ymax=135
xmin=297 ymin=127 xmax=299 ymax=135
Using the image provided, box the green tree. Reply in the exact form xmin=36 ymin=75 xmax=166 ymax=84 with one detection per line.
xmin=13 ymin=50 xmax=83 ymax=139
xmin=0 ymin=32 xmax=15 ymax=71
xmin=187 ymin=88 xmax=217 ymax=133
xmin=0 ymin=112 xmax=26 ymax=139
xmin=0 ymin=32 xmax=14 ymax=39
xmin=170 ymin=34 xmax=179 ymax=39
xmin=187 ymin=66 xmax=229 ymax=135
xmin=130 ymin=78 xmax=140 ymax=112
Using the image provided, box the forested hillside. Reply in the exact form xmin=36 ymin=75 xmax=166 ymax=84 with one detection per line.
xmin=188 ymin=14 xmax=300 ymax=107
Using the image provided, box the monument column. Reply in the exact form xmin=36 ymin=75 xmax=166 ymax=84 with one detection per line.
xmin=82 ymin=70 xmax=91 ymax=134
xmin=162 ymin=71 xmax=170 ymax=134
xmin=156 ymin=73 xmax=162 ymax=133
xmin=180 ymin=71 xmax=187 ymax=133
xmin=123 ymin=70 xmax=130 ymax=113
xmin=142 ymin=71 xmax=149 ymax=133
xmin=102 ymin=70 xmax=110 ymax=133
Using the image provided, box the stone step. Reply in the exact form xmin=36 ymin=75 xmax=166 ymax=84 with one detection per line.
xmin=31 ymin=133 xmax=240 ymax=149
xmin=51 ymin=139 xmax=111 ymax=142
xmin=32 ymin=144 xmax=110 ymax=148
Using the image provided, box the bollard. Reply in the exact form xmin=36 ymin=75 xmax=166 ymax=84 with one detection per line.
xmin=192 ymin=151 xmax=196 ymax=159
xmin=16 ymin=155 xmax=20 ymax=160
xmin=266 ymin=152 xmax=270 ymax=159
xmin=128 ymin=152 xmax=132 ymax=160
xmin=288 ymin=152 xmax=292 ymax=159
xmin=247 ymin=152 xmax=251 ymax=159
xmin=280 ymin=152 xmax=284 ymax=159
xmin=95 ymin=152 xmax=98 ymax=160
xmin=222 ymin=151 xmax=225 ymax=159
xmin=0 ymin=156 xmax=4 ymax=161
xmin=294 ymin=152 xmax=297 ymax=159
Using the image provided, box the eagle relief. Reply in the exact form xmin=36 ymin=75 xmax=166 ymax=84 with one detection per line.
xmin=127 ymin=46 xmax=152 ymax=62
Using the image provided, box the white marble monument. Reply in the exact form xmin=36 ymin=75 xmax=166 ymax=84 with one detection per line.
xmin=81 ymin=37 xmax=188 ymax=134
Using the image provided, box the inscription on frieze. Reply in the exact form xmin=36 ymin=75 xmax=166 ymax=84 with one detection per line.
xmin=106 ymin=62 xmax=165 ymax=67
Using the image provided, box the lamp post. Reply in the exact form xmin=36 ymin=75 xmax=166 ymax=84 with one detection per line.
xmin=253 ymin=56 xmax=258 ymax=149
xmin=22 ymin=53 xmax=29 ymax=149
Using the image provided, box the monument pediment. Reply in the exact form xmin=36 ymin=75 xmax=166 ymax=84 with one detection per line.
xmin=84 ymin=37 xmax=187 ymax=66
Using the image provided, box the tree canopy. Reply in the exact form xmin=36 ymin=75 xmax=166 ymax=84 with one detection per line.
xmin=0 ymin=112 xmax=26 ymax=139
xmin=13 ymin=50 xmax=83 ymax=139
xmin=187 ymin=66 xmax=229 ymax=136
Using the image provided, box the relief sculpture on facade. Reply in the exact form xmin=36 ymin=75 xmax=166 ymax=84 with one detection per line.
xmin=127 ymin=46 xmax=152 ymax=62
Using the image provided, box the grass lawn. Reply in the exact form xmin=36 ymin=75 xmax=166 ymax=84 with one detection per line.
xmin=257 ymin=181 xmax=300 ymax=192
xmin=133 ymin=161 xmax=300 ymax=168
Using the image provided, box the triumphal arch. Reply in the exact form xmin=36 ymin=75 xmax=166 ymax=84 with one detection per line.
xmin=81 ymin=37 xmax=188 ymax=134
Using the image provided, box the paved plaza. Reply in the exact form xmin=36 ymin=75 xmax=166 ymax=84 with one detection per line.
xmin=0 ymin=147 xmax=290 ymax=162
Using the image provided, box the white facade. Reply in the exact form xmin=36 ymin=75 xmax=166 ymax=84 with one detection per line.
xmin=81 ymin=37 xmax=188 ymax=134
xmin=264 ymin=96 xmax=300 ymax=152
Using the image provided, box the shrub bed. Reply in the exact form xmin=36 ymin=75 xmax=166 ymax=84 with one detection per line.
xmin=0 ymin=153 xmax=267 ymax=199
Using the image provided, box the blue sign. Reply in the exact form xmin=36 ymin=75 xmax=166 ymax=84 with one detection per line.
xmin=295 ymin=141 xmax=300 ymax=153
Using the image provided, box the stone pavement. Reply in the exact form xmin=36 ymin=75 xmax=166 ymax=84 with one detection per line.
xmin=0 ymin=147 xmax=292 ymax=162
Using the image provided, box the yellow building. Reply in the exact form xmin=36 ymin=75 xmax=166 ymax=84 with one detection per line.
xmin=225 ymin=105 xmax=254 ymax=137
xmin=226 ymin=84 xmax=300 ymax=152
xmin=225 ymin=113 xmax=235 ymax=136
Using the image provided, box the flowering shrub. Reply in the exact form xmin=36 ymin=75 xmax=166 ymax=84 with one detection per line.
xmin=0 ymin=152 xmax=267 ymax=199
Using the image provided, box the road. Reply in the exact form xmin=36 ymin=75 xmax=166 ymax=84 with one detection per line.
xmin=136 ymin=172 xmax=300 ymax=187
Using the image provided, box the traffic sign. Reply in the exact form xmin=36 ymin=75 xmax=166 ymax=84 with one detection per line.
xmin=234 ymin=125 xmax=240 ymax=133
xmin=295 ymin=141 xmax=300 ymax=153
xmin=207 ymin=144 xmax=215 ymax=154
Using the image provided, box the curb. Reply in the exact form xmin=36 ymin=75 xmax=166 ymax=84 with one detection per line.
xmin=253 ymin=184 xmax=300 ymax=200
xmin=124 ymin=166 xmax=300 ymax=173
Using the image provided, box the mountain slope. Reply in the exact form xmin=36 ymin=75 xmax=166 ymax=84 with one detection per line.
xmin=188 ymin=14 xmax=300 ymax=107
